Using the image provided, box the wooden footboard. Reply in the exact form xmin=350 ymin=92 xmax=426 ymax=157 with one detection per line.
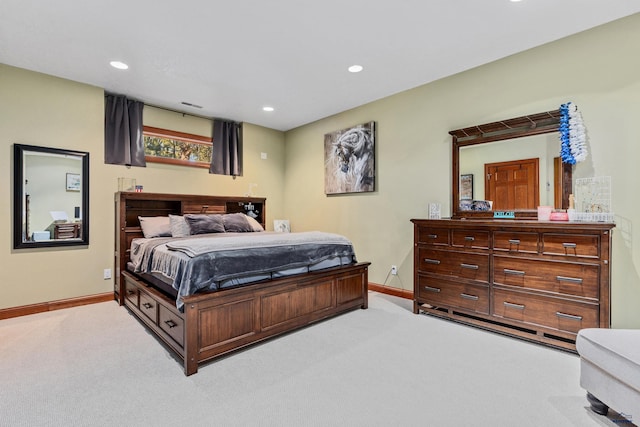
xmin=122 ymin=262 xmax=369 ymax=375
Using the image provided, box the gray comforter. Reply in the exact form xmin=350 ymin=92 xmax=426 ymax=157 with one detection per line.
xmin=130 ymin=231 xmax=357 ymax=310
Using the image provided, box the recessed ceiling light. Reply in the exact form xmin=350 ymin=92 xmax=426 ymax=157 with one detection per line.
xmin=348 ymin=65 xmax=363 ymax=73
xmin=262 ymin=106 xmax=274 ymax=112
xmin=110 ymin=61 xmax=129 ymax=70
xmin=510 ymin=0 xmax=523 ymax=2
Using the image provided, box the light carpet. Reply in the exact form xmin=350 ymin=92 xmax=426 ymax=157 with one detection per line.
xmin=0 ymin=292 xmax=626 ymax=426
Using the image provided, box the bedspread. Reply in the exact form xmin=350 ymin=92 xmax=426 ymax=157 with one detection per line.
xmin=129 ymin=231 xmax=357 ymax=310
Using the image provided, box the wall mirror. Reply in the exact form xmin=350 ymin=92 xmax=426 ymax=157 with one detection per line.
xmin=13 ymin=144 xmax=89 ymax=249
xmin=450 ymin=109 xmax=572 ymax=219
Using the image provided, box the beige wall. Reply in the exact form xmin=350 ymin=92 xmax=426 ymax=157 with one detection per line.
xmin=0 ymin=64 xmax=285 ymax=309
xmin=283 ymin=14 xmax=640 ymax=328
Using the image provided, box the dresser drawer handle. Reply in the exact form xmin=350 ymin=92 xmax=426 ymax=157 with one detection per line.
xmin=508 ymin=239 xmax=520 ymax=245
xmin=427 ymin=234 xmax=438 ymax=239
xmin=562 ymin=243 xmax=577 ymax=249
xmin=424 ymin=286 xmax=441 ymax=293
xmin=460 ymin=293 xmax=479 ymax=301
xmin=555 ymin=312 xmax=583 ymax=321
xmin=464 ymin=236 xmax=475 ymax=241
xmin=424 ymin=258 xmax=441 ymax=265
xmin=504 ymin=269 xmax=525 ymax=276
xmin=126 ymin=289 xmax=135 ymax=295
xmin=460 ymin=263 xmax=479 ymax=270
xmin=142 ymin=302 xmax=153 ymax=309
xmin=503 ymin=301 xmax=525 ymax=310
xmin=164 ymin=319 xmax=178 ymax=329
xmin=556 ymin=276 xmax=583 ymax=284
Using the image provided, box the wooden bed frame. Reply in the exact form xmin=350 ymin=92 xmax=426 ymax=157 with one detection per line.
xmin=115 ymin=191 xmax=369 ymax=375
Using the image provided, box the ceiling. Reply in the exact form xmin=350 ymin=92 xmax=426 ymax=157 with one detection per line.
xmin=1 ymin=1 xmax=638 ymax=131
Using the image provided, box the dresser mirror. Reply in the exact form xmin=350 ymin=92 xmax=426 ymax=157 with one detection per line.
xmin=13 ymin=144 xmax=89 ymax=249
xmin=450 ymin=110 xmax=572 ymax=219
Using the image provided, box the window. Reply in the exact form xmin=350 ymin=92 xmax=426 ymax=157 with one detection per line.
xmin=143 ymin=126 xmax=212 ymax=168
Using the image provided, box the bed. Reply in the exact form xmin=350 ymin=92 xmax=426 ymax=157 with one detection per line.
xmin=115 ymin=191 xmax=370 ymax=375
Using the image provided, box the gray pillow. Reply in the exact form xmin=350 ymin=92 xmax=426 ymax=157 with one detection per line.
xmin=169 ymin=215 xmax=190 ymax=237
xmin=223 ymin=213 xmax=254 ymax=232
xmin=184 ymin=214 xmax=225 ymax=235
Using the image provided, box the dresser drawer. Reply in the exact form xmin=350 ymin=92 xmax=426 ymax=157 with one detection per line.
xmin=417 ymin=276 xmax=489 ymax=314
xmin=139 ymin=291 xmax=158 ymax=323
xmin=158 ymin=305 xmax=184 ymax=347
xmin=542 ymin=234 xmax=599 ymax=259
xmin=492 ymin=289 xmax=599 ymax=333
xmin=416 ymin=227 xmax=449 ymax=246
xmin=452 ymin=230 xmax=489 ymax=250
xmin=493 ymin=257 xmax=599 ymax=299
xmin=493 ymin=231 xmax=538 ymax=254
xmin=418 ymin=248 xmax=489 ymax=283
xmin=124 ymin=279 xmax=139 ymax=306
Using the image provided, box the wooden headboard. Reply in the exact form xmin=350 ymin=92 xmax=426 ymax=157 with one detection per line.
xmin=114 ymin=191 xmax=266 ymax=303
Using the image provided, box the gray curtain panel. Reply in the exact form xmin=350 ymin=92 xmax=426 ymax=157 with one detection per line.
xmin=104 ymin=94 xmax=146 ymax=166
xmin=210 ymin=119 xmax=242 ymax=176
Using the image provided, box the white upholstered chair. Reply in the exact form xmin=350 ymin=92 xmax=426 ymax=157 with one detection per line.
xmin=576 ymin=328 xmax=640 ymax=422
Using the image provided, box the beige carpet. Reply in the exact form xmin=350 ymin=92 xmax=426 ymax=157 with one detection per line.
xmin=0 ymin=292 xmax=627 ymax=426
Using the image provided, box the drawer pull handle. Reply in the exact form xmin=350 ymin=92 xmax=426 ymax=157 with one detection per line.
xmin=460 ymin=293 xmax=479 ymax=301
xmin=126 ymin=289 xmax=135 ymax=295
xmin=503 ymin=301 xmax=525 ymax=310
xmin=164 ymin=319 xmax=178 ymax=329
xmin=460 ymin=263 xmax=479 ymax=270
xmin=508 ymin=239 xmax=520 ymax=245
xmin=464 ymin=236 xmax=475 ymax=241
xmin=424 ymin=286 xmax=441 ymax=293
xmin=555 ymin=312 xmax=583 ymax=321
xmin=562 ymin=243 xmax=577 ymax=249
xmin=556 ymin=276 xmax=583 ymax=284
xmin=424 ymin=258 xmax=441 ymax=265
xmin=427 ymin=234 xmax=438 ymax=239
xmin=504 ymin=269 xmax=525 ymax=276
xmin=142 ymin=302 xmax=153 ymax=309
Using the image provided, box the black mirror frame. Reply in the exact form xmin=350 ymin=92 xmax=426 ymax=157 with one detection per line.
xmin=13 ymin=144 xmax=89 ymax=249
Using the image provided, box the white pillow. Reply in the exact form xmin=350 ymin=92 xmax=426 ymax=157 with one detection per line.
xmin=138 ymin=216 xmax=171 ymax=238
xmin=245 ymin=215 xmax=265 ymax=232
xmin=169 ymin=215 xmax=190 ymax=237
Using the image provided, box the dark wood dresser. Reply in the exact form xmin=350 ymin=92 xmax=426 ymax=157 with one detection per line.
xmin=411 ymin=219 xmax=614 ymax=351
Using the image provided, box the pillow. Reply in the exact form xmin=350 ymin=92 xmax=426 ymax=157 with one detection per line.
xmin=138 ymin=216 xmax=171 ymax=238
xmin=222 ymin=213 xmax=255 ymax=232
xmin=245 ymin=215 xmax=265 ymax=232
xmin=184 ymin=214 xmax=225 ymax=235
xmin=169 ymin=215 xmax=190 ymax=237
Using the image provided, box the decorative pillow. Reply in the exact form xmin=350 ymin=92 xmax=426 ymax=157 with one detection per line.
xmin=222 ymin=213 xmax=255 ymax=232
xmin=169 ymin=215 xmax=190 ymax=237
xmin=245 ymin=215 xmax=265 ymax=232
xmin=184 ymin=214 xmax=225 ymax=235
xmin=138 ymin=216 xmax=171 ymax=238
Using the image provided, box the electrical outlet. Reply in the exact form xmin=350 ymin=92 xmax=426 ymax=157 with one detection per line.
xmin=391 ymin=265 xmax=398 ymax=275
xmin=103 ymin=268 xmax=112 ymax=280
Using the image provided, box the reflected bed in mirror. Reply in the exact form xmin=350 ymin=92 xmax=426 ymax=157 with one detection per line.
xmin=450 ymin=109 xmax=572 ymax=219
xmin=13 ymin=144 xmax=89 ymax=249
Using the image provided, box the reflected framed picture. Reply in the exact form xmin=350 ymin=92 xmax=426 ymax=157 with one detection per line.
xmin=460 ymin=174 xmax=473 ymax=200
xmin=66 ymin=173 xmax=81 ymax=191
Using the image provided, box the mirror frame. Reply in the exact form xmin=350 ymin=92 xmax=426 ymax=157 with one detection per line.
xmin=450 ymin=109 xmax=572 ymax=219
xmin=13 ymin=144 xmax=90 ymax=249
